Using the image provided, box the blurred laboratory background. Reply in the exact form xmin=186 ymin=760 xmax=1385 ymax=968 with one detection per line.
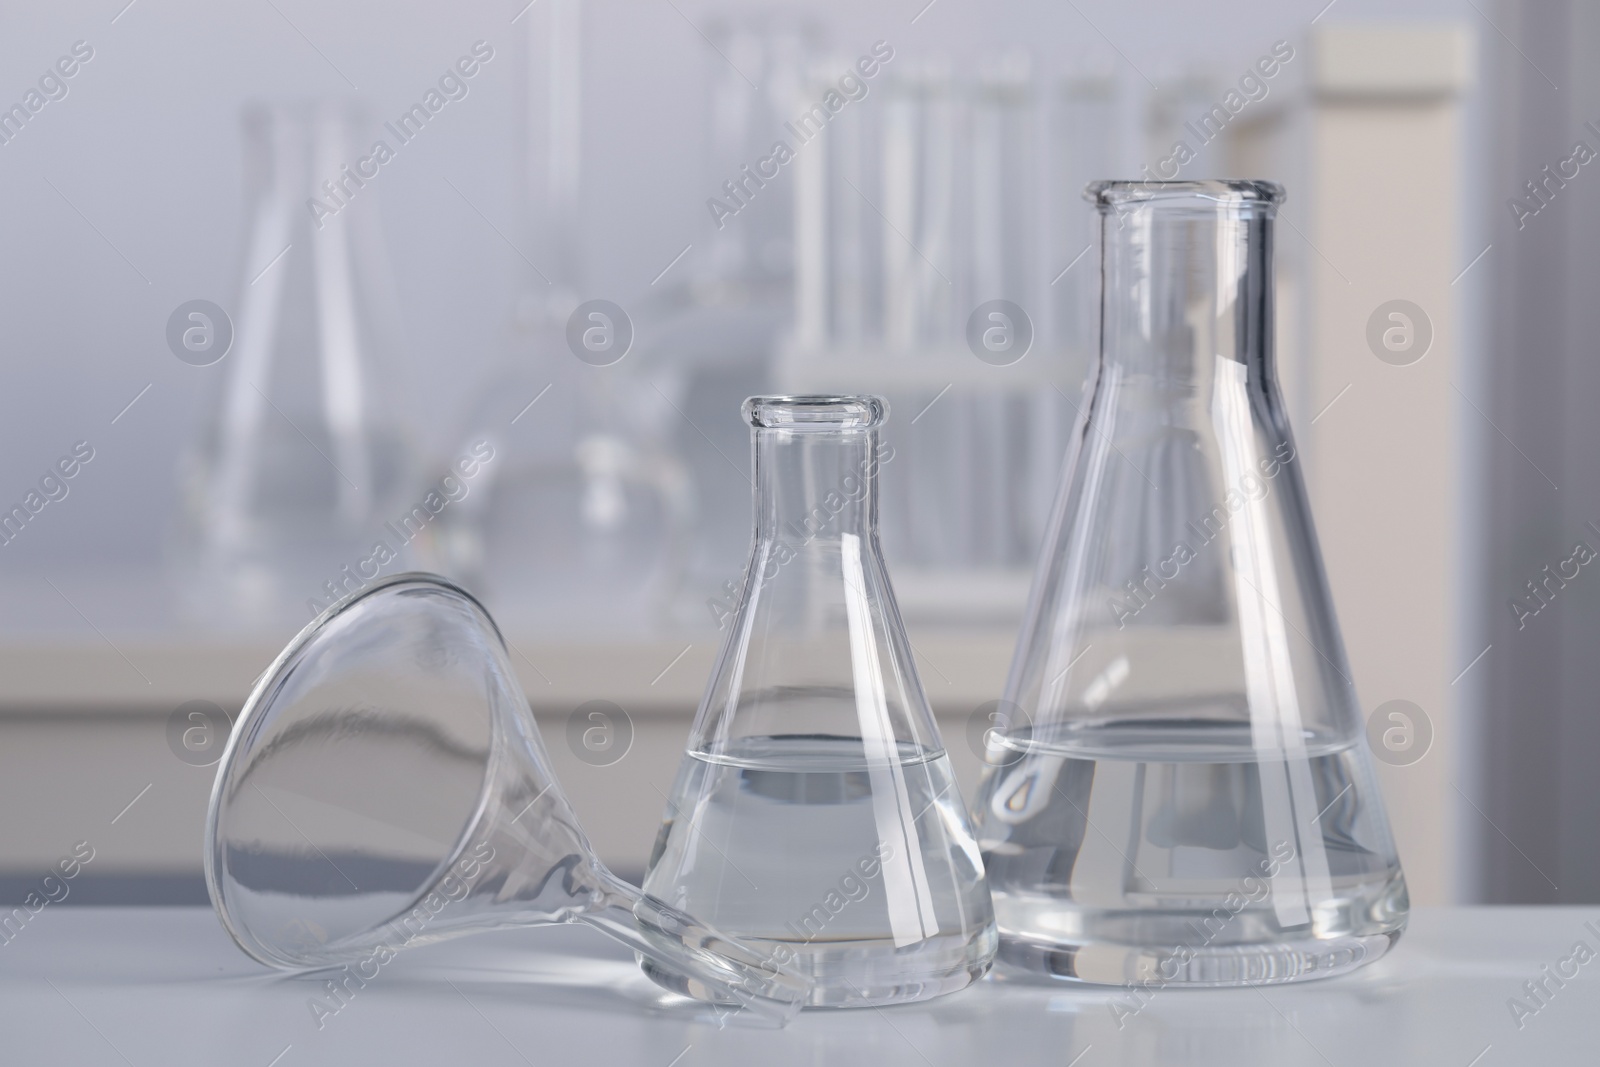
xmin=0 ymin=0 xmax=1589 ymax=908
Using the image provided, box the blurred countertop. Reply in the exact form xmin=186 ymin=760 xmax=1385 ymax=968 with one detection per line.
xmin=0 ymin=628 xmax=1018 ymax=715
xmin=0 ymin=566 xmax=1023 ymax=715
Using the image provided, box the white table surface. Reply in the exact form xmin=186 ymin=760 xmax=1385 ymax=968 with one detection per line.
xmin=1 ymin=907 xmax=1593 ymax=1065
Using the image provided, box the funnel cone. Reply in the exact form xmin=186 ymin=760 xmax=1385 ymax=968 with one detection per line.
xmin=205 ymin=573 xmax=809 ymax=1022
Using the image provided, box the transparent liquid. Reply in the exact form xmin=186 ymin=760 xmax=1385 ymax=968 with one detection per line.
xmin=971 ymin=721 xmax=1408 ymax=986
xmin=641 ymin=736 xmax=996 ymax=1007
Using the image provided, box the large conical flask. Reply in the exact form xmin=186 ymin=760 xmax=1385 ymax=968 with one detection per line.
xmin=971 ymin=181 xmax=1407 ymax=987
xmin=641 ymin=396 xmax=996 ymax=1008
xmin=205 ymin=573 xmax=809 ymax=1023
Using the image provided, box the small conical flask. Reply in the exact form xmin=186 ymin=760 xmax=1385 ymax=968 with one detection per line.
xmin=971 ymin=181 xmax=1407 ymax=986
xmin=204 ymin=573 xmax=809 ymax=1023
xmin=641 ymin=396 xmax=996 ymax=1008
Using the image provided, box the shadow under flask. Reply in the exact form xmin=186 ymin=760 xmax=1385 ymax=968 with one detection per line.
xmin=642 ymin=396 xmax=997 ymax=1008
xmin=970 ymin=181 xmax=1407 ymax=986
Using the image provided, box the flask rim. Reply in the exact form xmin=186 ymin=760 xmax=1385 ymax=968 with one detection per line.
xmin=1086 ymin=179 xmax=1285 ymax=210
xmin=743 ymin=394 xmax=888 ymax=431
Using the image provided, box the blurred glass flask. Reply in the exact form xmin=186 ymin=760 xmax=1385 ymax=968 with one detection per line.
xmin=642 ymin=396 xmax=996 ymax=1007
xmin=177 ymin=102 xmax=420 ymax=626
xmin=970 ymin=181 xmax=1408 ymax=986
xmin=435 ymin=371 xmax=691 ymax=635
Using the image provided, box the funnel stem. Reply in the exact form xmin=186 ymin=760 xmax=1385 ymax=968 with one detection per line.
xmin=574 ymin=868 xmax=808 ymax=1025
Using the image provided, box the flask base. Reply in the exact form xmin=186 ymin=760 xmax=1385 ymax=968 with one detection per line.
xmin=994 ymin=927 xmax=1401 ymax=987
xmin=639 ymin=932 xmax=995 ymax=1009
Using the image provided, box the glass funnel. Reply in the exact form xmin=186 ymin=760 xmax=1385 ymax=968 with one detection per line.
xmin=641 ymin=396 xmax=996 ymax=1008
xmin=970 ymin=181 xmax=1407 ymax=986
xmin=204 ymin=572 xmax=809 ymax=1022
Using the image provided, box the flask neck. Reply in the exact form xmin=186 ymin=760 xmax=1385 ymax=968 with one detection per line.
xmin=1096 ymin=194 xmax=1276 ymax=388
xmin=752 ymin=427 xmax=882 ymax=547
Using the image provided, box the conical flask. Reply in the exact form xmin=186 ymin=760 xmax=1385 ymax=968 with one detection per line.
xmin=436 ymin=365 xmax=692 ymax=635
xmin=970 ymin=181 xmax=1407 ymax=986
xmin=204 ymin=572 xmax=809 ymax=1022
xmin=641 ymin=396 xmax=996 ymax=1008
xmin=176 ymin=102 xmax=423 ymax=626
